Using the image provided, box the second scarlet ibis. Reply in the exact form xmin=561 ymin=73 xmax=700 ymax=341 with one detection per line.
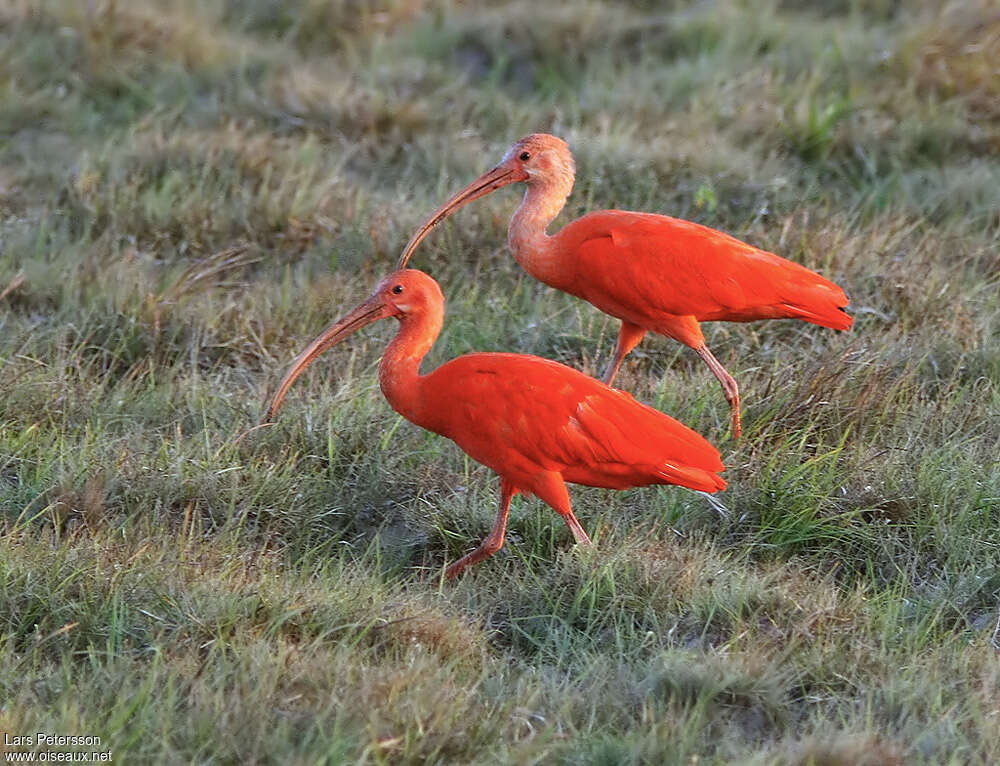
xmin=265 ymin=269 xmax=726 ymax=579
xmin=397 ymin=134 xmax=853 ymax=438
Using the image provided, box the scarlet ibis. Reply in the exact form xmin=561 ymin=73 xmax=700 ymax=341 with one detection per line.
xmin=396 ymin=134 xmax=853 ymax=438
xmin=265 ymin=269 xmax=726 ymax=579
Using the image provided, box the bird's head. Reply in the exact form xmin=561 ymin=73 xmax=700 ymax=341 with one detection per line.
xmin=397 ymin=133 xmax=575 ymax=269
xmin=374 ymin=268 xmax=445 ymax=320
xmin=502 ymin=133 xmax=575 ymax=190
xmin=263 ymin=269 xmax=443 ymax=422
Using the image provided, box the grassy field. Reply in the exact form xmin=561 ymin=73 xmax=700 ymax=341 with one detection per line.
xmin=2 ymin=0 xmax=999 ymax=762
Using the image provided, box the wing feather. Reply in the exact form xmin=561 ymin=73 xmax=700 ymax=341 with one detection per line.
xmin=419 ymin=353 xmax=725 ymax=492
xmin=557 ymin=211 xmax=851 ymax=329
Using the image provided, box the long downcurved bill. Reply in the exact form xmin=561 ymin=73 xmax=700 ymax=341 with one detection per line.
xmin=263 ymin=298 xmax=387 ymax=423
xmin=396 ymin=165 xmax=522 ymax=269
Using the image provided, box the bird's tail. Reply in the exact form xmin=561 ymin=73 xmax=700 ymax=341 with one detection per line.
xmin=780 ymin=271 xmax=854 ymax=331
xmin=790 ymin=301 xmax=853 ymax=331
xmin=657 ymin=463 xmax=727 ymax=493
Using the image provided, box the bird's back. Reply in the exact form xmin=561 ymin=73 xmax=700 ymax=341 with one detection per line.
xmin=416 ymin=353 xmax=725 ymax=493
xmin=554 ymin=210 xmax=852 ymax=331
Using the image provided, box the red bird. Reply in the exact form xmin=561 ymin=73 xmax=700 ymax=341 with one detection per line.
xmin=397 ymin=134 xmax=853 ymax=438
xmin=265 ymin=269 xmax=726 ymax=579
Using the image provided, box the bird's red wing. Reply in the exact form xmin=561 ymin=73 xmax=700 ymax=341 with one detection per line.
xmin=420 ymin=353 xmax=725 ymax=492
xmin=558 ymin=211 xmax=851 ymax=329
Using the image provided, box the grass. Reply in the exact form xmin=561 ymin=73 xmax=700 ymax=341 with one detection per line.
xmin=1 ymin=0 xmax=999 ymax=762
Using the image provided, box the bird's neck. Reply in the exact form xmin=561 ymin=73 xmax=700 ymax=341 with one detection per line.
xmin=377 ymin=306 xmax=442 ymax=427
xmin=508 ymin=180 xmax=572 ymax=289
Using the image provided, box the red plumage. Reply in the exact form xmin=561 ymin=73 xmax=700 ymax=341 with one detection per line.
xmin=421 ymin=352 xmax=726 ymax=495
xmin=265 ymin=270 xmax=725 ymax=579
xmin=559 ymin=210 xmax=852 ymax=341
xmin=397 ymin=133 xmax=854 ymax=437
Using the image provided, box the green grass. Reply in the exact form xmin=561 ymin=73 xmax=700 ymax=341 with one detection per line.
xmin=2 ymin=0 xmax=999 ymax=762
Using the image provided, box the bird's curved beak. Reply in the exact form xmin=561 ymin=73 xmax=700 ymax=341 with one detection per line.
xmin=397 ymin=163 xmax=528 ymax=269
xmin=263 ymin=296 xmax=391 ymax=423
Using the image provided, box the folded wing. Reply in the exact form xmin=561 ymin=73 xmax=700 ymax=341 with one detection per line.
xmin=420 ymin=353 xmax=726 ymax=493
xmin=558 ymin=211 xmax=852 ymax=330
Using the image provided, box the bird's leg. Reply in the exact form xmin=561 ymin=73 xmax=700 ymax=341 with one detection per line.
xmin=601 ymin=321 xmax=647 ymax=386
xmin=560 ymin=508 xmax=593 ymax=548
xmin=445 ymin=479 xmax=516 ymax=579
xmin=694 ymin=344 xmax=742 ymax=439
xmin=532 ymin=471 xmax=594 ymax=548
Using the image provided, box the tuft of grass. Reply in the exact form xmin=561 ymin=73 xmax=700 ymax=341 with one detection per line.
xmin=906 ymin=2 xmax=1000 ymax=124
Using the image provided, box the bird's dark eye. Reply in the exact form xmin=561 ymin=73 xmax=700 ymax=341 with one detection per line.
xmin=519 ymin=151 xmax=530 ymax=161
xmin=392 ymin=284 xmax=404 ymax=294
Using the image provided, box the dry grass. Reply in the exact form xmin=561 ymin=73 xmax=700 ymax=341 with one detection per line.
xmin=909 ymin=2 xmax=1000 ymax=122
